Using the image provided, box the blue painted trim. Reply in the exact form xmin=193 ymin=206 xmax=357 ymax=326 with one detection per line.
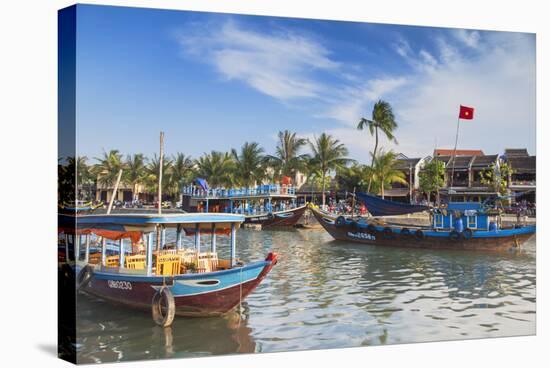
xmin=345 ymin=218 xmax=535 ymax=238
xmin=93 ymin=260 xmax=270 ymax=283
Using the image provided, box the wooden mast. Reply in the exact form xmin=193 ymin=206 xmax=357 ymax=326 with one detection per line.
xmin=158 ymin=131 xmax=164 ymax=215
xmin=106 ymin=169 xmax=123 ymax=215
xmin=156 ymin=131 xmax=164 ymax=253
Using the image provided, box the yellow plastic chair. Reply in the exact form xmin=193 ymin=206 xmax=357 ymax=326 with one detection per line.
xmin=156 ymin=254 xmax=181 ymax=276
xmin=88 ymin=252 xmax=102 ymax=265
xmin=105 ymin=255 xmax=119 ymax=268
xmin=198 ymin=252 xmax=218 ymax=272
xmin=125 ymin=255 xmax=146 ymax=270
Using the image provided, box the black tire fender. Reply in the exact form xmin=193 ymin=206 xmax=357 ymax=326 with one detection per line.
xmin=449 ymin=230 xmax=462 ymax=241
xmin=335 ymin=216 xmax=346 ymax=228
xmin=414 ymin=229 xmax=425 ymax=240
xmin=77 ymin=265 xmax=93 ymax=290
xmin=401 ymin=228 xmax=411 ymax=237
xmin=462 ymin=228 xmax=473 ymax=240
xmin=382 ymin=227 xmax=394 ymax=238
xmin=152 ymin=287 xmax=176 ymax=327
xmin=367 ymin=224 xmax=377 ymax=234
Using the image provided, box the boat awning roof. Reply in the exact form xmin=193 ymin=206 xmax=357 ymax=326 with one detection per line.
xmin=60 ymin=213 xmax=245 ymax=233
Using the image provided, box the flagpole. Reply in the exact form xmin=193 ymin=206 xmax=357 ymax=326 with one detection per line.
xmin=449 ymin=114 xmax=461 ymax=198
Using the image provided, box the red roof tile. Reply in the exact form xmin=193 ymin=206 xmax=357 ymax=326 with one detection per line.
xmin=434 ymin=149 xmax=484 ymax=156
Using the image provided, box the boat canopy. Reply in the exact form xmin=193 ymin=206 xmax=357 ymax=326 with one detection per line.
xmin=357 ymin=192 xmax=430 ymax=217
xmin=59 ymin=213 xmax=244 ymax=243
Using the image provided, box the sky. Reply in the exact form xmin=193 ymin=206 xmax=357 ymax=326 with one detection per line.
xmin=73 ymin=4 xmax=536 ymax=164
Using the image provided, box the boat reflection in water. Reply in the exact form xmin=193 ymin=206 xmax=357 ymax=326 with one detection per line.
xmin=76 ymin=294 xmax=256 ymax=363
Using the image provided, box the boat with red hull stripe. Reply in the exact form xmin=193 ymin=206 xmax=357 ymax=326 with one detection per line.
xmin=59 ymin=212 xmax=278 ymax=324
xmin=82 ymin=257 xmax=276 ymax=317
xmin=244 ymin=205 xmax=307 ymax=228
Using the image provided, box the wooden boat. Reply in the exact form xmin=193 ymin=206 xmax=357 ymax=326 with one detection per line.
xmin=310 ymin=202 xmax=535 ymax=252
xmin=58 ymin=212 xmax=277 ymax=326
xmin=58 ymin=200 xmax=103 ymax=213
xmin=181 ymin=184 xmax=307 ymax=228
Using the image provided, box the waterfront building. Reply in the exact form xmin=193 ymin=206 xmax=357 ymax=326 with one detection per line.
xmin=502 ymin=148 xmax=536 ymax=204
xmin=383 ymin=153 xmax=430 ymax=203
xmin=429 ymin=149 xmax=499 ymax=202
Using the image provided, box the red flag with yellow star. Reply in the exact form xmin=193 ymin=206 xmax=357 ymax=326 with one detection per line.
xmin=459 ymin=105 xmax=474 ymax=120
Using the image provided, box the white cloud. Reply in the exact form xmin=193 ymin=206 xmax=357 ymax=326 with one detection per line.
xmin=309 ymin=31 xmax=535 ymax=160
xmin=177 ymin=21 xmax=338 ymax=100
xmin=454 ymin=29 xmax=481 ymax=49
xmin=322 ymin=77 xmax=408 ymax=126
xmin=176 ymin=21 xmax=535 ymax=160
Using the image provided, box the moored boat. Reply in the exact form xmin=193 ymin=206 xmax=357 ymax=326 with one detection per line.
xmin=182 ymin=183 xmax=307 ymax=228
xmin=58 ymin=212 xmax=277 ymax=325
xmin=310 ymin=202 xmax=535 ymax=251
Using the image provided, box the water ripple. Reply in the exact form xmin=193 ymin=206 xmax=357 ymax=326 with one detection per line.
xmin=76 ymin=228 xmax=536 ymax=363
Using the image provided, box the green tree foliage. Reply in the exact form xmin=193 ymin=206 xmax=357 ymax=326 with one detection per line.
xmin=369 ymin=150 xmax=407 ymax=198
xmin=357 ymin=100 xmax=398 ymax=191
xmin=480 ymin=162 xmax=514 ymax=196
xmin=170 ymin=153 xmax=194 ymax=197
xmin=231 ymin=142 xmax=266 ymax=187
xmin=195 ymin=151 xmax=236 ymax=188
xmin=124 ymin=153 xmax=147 ymax=201
xmin=93 ymin=150 xmax=125 ymax=188
xmin=308 ymin=133 xmax=352 ymax=206
xmin=419 ymin=158 xmax=445 ymax=203
xmin=143 ymin=154 xmax=173 ymax=197
xmin=266 ymin=130 xmax=309 ymax=181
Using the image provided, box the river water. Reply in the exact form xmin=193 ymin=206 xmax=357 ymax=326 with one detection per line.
xmin=75 ymin=228 xmax=536 ymax=363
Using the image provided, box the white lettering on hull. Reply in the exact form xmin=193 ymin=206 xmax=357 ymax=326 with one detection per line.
xmin=107 ymin=280 xmax=133 ymax=290
xmin=347 ymin=232 xmax=376 ymax=241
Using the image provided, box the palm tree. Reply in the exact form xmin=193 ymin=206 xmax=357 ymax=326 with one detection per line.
xmin=308 ymin=133 xmax=352 ymax=206
xmin=93 ymin=150 xmax=125 ymax=202
xmin=144 ymin=154 xmax=173 ymax=200
xmin=336 ymin=163 xmax=368 ymax=193
xmin=370 ymin=150 xmax=407 ymax=199
xmin=124 ymin=154 xmax=147 ymax=202
xmin=170 ymin=153 xmax=194 ymax=199
xmin=195 ymin=151 xmax=235 ymax=187
xmin=357 ymin=100 xmax=398 ymax=191
xmin=231 ymin=142 xmax=266 ymax=187
xmin=266 ymin=130 xmax=309 ymax=181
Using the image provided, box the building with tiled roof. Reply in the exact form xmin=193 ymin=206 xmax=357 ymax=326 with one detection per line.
xmin=384 ymin=154 xmax=430 ymax=203
xmin=502 ymin=149 xmax=536 ymax=203
xmin=434 ymin=149 xmax=484 ymax=157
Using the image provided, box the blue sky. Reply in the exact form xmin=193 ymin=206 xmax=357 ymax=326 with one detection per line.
xmin=74 ymin=4 xmax=536 ymax=163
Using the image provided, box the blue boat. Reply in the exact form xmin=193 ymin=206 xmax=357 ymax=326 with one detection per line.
xmin=310 ymin=202 xmax=535 ymax=251
xmin=58 ymin=212 xmax=278 ymax=326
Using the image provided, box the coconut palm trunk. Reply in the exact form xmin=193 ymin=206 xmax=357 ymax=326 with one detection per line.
xmin=380 ymin=174 xmax=385 ymax=199
xmin=321 ymin=171 xmax=327 ymax=207
xmin=367 ymin=127 xmax=379 ymax=192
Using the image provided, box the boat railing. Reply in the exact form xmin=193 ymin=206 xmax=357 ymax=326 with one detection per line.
xmin=182 ymin=184 xmax=296 ymax=198
xmin=222 ymin=201 xmax=299 ymax=215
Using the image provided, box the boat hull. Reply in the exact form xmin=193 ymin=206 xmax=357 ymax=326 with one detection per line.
xmin=244 ymin=205 xmax=307 ymax=228
xmin=81 ymin=258 xmax=276 ymax=317
xmin=311 ymin=207 xmax=535 ymax=252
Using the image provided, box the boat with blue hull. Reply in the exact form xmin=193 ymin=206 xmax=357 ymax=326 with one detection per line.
xmin=310 ymin=202 xmax=535 ymax=251
xmin=182 ymin=183 xmax=307 ymax=228
xmin=58 ymin=212 xmax=277 ymax=325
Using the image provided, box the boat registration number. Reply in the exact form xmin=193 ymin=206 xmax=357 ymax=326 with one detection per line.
xmin=107 ymin=280 xmax=133 ymax=290
xmin=347 ymin=231 xmax=376 ymax=241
